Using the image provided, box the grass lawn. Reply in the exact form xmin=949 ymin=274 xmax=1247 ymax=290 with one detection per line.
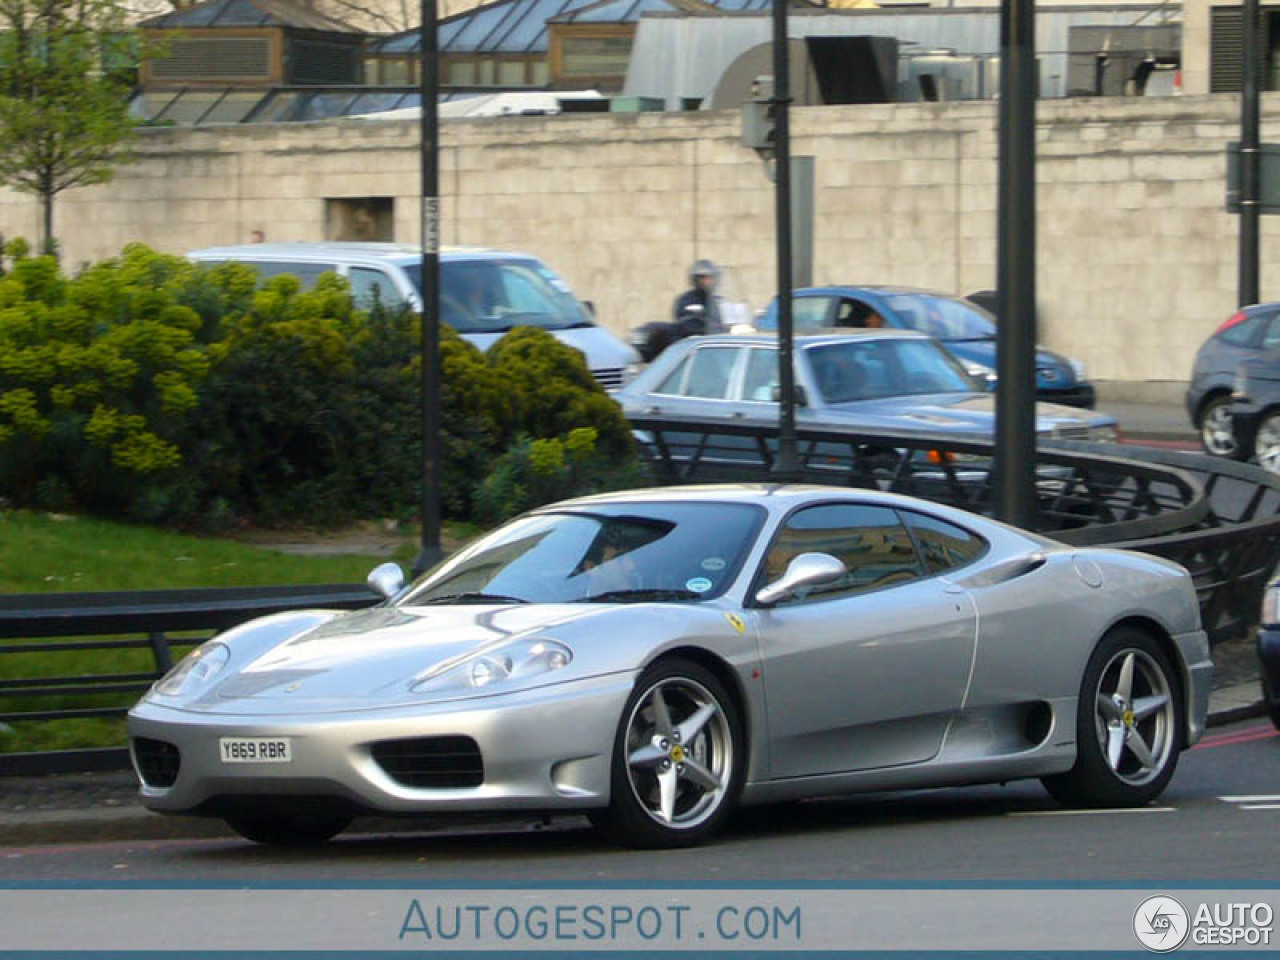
xmin=0 ymin=510 xmax=468 ymax=755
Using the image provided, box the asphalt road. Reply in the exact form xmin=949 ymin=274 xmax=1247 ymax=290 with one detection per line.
xmin=3 ymin=718 xmax=1276 ymax=884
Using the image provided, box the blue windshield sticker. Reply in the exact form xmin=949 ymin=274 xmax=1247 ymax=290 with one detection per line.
xmin=686 ymin=577 xmax=713 ymax=594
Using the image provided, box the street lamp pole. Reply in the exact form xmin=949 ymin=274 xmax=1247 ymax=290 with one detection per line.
xmin=414 ymin=0 xmax=443 ymax=575
xmin=994 ymin=0 xmax=1038 ymax=529
xmin=1240 ymin=0 xmax=1261 ymax=308
xmin=772 ymin=0 xmax=798 ymax=478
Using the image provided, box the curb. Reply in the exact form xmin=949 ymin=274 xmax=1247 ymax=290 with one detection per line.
xmin=1 ymin=697 xmax=1269 ymax=850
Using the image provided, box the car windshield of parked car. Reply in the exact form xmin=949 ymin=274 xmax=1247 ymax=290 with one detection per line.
xmin=884 ymin=294 xmax=996 ymax=341
xmin=805 ymin=339 xmax=980 ymax=404
xmin=399 ymin=503 xmax=765 ymax=604
xmin=404 ymin=260 xmax=592 ymax=334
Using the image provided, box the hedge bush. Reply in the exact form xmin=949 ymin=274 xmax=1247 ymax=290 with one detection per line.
xmin=0 ymin=242 xmax=644 ymax=529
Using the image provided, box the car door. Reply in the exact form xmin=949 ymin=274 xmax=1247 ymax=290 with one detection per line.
xmin=754 ymin=502 xmax=977 ymax=778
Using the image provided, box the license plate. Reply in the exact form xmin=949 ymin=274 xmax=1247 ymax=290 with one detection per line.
xmin=219 ymin=737 xmax=292 ymax=764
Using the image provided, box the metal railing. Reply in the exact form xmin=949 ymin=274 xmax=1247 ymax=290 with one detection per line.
xmin=0 ymin=584 xmax=376 ymax=776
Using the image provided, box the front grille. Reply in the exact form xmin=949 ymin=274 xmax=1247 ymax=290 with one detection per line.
xmin=593 ymin=367 xmax=624 ymax=390
xmin=132 ymin=737 xmax=181 ymax=788
xmin=371 ymin=736 xmax=483 ymax=789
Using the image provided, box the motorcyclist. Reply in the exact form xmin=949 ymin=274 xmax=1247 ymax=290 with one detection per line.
xmin=672 ymin=259 xmax=724 ymax=333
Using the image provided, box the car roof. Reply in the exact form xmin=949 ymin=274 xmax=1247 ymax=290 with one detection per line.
xmin=186 ymin=243 xmax=532 ymax=265
xmin=681 ymin=329 xmax=931 ymax=349
xmin=795 ymin=285 xmax=966 ymax=300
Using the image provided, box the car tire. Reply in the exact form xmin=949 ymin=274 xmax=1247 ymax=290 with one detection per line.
xmin=1255 ymin=412 xmax=1280 ymax=474
xmin=224 ymin=811 xmax=351 ymax=846
xmin=1042 ymin=627 xmax=1183 ymax=809
xmin=1199 ymin=395 xmax=1244 ymax=459
xmin=590 ymin=657 xmax=744 ymax=849
xmin=1262 ymin=672 xmax=1280 ymax=732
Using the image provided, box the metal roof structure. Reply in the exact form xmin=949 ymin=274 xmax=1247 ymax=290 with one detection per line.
xmin=141 ymin=0 xmax=358 ymax=33
xmin=369 ymin=0 xmax=799 ymax=55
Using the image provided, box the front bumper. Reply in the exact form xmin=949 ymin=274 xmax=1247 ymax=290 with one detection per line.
xmin=127 ymin=671 xmax=633 ymax=816
xmin=1258 ymin=626 xmax=1280 ymax=715
xmin=1038 ymin=383 xmax=1096 ymax=409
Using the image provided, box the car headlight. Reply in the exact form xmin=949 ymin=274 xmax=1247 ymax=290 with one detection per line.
xmin=1088 ymin=425 xmax=1118 ymax=443
xmin=153 ymin=641 xmax=230 ymax=697
xmin=1264 ymin=582 xmax=1280 ymax=627
xmin=729 ymin=322 xmax=757 ymax=334
xmin=411 ymin=638 xmax=573 ymax=695
xmin=622 ymin=361 xmax=645 ymax=385
xmin=1070 ymin=359 xmax=1087 ymax=380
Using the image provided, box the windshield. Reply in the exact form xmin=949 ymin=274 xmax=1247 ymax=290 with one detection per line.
xmin=883 ymin=293 xmax=996 ymax=340
xmin=399 ymin=502 xmax=766 ymax=605
xmin=405 ymin=259 xmax=592 ymax=334
xmin=804 ymin=339 xmax=980 ymax=404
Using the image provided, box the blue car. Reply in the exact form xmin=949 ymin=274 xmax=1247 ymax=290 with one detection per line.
xmin=757 ymin=286 xmax=1096 ymax=409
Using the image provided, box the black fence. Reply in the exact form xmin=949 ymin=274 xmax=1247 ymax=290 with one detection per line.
xmin=0 ymin=585 xmax=375 ymax=776
xmin=3 ymin=416 xmax=1279 ymax=777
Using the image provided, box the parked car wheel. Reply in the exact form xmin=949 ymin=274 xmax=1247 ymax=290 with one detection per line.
xmin=1262 ymin=671 xmax=1280 ymax=732
xmin=1199 ymin=394 xmax=1243 ymax=459
xmin=1041 ymin=627 xmax=1182 ymax=808
xmin=590 ymin=658 xmax=744 ymax=849
xmin=1254 ymin=412 xmax=1280 ymax=473
xmin=224 ymin=811 xmax=351 ymax=846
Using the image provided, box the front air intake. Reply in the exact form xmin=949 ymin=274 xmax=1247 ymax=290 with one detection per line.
xmin=371 ymin=736 xmax=483 ymax=788
xmin=132 ymin=737 xmax=181 ymax=788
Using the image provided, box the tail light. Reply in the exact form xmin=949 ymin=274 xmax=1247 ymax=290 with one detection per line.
xmin=1215 ymin=311 xmax=1248 ymax=336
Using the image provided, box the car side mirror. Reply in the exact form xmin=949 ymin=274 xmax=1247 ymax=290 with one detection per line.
xmin=770 ymin=384 xmax=808 ymax=407
xmin=367 ymin=562 xmax=405 ymax=600
xmin=581 ymin=300 xmax=596 ymax=318
xmin=755 ymin=553 xmax=846 ymax=606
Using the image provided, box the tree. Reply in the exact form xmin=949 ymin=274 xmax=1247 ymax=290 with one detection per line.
xmin=0 ymin=0 xmax=139 ymax=253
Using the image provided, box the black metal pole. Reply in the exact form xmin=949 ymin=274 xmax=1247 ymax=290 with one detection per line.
xmin=1240 ymin=0 xmax=1261 ymax=308
xmin=994 ymin=0 xmax=1038 ymax=529
xmin=772 ymin=0 xmax=798 ymax=478
xmin=413 ymin=0 xmax=443 ymax=576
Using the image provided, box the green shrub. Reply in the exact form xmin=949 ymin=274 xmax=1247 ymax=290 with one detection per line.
xmin=474 ymin=426 xmax=652 ymax=525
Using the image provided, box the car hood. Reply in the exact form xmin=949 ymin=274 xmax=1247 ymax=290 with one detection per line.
xmin=817 ymin=393 xmax=1111 ymax=435
xmin=464 ymin=325 xmax=640 ymax=371
xmin=943 ymin=339 xmax=1080 ymax=384
xmin=201 ymin=604 xmax=602 ymax=712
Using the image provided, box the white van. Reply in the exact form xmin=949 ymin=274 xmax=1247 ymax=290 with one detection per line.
xmin=187 ymin=243 xmax=640 ymax=391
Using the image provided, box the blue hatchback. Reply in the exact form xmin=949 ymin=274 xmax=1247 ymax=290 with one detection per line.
xmin=758 ymin=286 xmax=1095 ymax=409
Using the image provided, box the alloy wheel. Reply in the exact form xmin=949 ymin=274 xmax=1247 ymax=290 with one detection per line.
xmin=1256 ymin=415 xmax=1280 ymax=473
xmin=623 ymin=676 xmax=733 ymax=830
xmin=1200 ymin=400 xmax=1238 ymax=457
xmin=1092 ymin=648 xmax=1175 ymax=787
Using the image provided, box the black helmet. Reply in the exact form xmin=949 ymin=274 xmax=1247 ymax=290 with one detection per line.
xmin=690 ymin=259 xmax=719 ymax=283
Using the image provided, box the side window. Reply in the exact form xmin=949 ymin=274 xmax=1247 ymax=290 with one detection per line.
xmin=1221 ymin=313 xmax=1266 ymax=347
xmin=741 ymin=348 xmax=779 ymax=402
xmin=1260 ymin=313 xmax=1280 ymax=350
xmin=762 ymin=503 xmax=923 ymax=604
xmin=655 ymin=357 xmax=689 ymax=395
xmin=682 ymin=347 xmax=739 ymax=400
xmin=349 ymin=267 xmax=406 ymax=310
xmin=793 ymin=296 xmax=836 ymax=333
xmin=900 ymin=510 xmax=987 ymax=575
xmin=251 ymin=261 xmax=335 ymax=289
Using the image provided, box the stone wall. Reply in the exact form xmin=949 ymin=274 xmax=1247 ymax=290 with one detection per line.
xmin=3 ymin=94 xmax=1280 ymax=398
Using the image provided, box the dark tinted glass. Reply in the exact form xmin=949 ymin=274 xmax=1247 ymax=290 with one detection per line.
xmin=402 ymin=502 xmax=765 ymax=604
xmin=901 ymin=510 xmax=987 ymax=575
xmin=1220 ymin=313 xmax=1265 ymax=346
xmin=763 ymin=503 xmax=922 ymax=603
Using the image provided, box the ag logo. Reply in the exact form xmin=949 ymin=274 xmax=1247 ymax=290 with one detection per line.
xmin=1134 ymin=895 xmax=1190 ymax=952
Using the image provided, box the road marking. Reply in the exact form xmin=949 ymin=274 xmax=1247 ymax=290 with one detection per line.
xmin=1191 ymin=726 xmax=1278 ymax=750
xmin=1006 ymin=806 xmax=1175 ymax=817
xmin=1239 ymin=804 xmax=1280 ymax=811
xmin=1219 ymin=795 xmax=1280 ymax=804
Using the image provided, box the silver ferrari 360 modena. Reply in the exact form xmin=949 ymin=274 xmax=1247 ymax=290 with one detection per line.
xmin=128 ymin=485 xmax=1211 ymax=849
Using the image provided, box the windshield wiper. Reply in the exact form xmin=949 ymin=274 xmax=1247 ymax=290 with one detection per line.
xmin=577 ymin=588 xmax=700 ymax=603
xmin=418 ymin=592 xmax=528 ymax=605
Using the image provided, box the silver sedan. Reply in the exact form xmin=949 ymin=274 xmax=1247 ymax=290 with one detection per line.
xmin=128 ymin=485 xmax=1210 ymax=848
